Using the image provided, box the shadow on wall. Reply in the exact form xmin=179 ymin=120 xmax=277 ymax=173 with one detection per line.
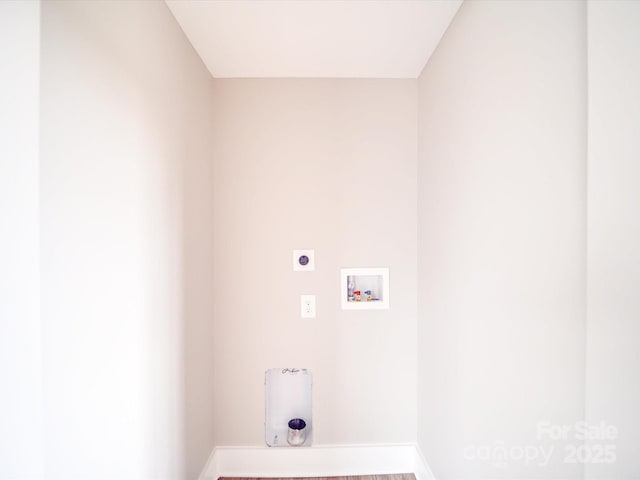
xmin=180 ymin=75 xmax=216 ymax=479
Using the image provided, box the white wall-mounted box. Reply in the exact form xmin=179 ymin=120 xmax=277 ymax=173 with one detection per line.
xmin=265 ymin=368 xmax=313 ymax=447
xmin=340 ymin=267 xmax=389 ymax=310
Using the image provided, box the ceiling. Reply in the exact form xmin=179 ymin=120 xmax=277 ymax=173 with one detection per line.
xmin=165 ymin=0 xmax=462 ymax=79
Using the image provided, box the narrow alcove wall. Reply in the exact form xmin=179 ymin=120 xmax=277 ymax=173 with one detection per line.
xmin=39 ymin=2 xmax=215 ymax=478
xmin=210 ymin=78 xmax=418 ymax=446
xmin=417 ymin=1 xmax=587 ymax=478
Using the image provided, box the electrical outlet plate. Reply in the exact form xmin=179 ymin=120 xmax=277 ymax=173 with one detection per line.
xmin=300 ymin=294 xmax=316 ymax=318
xmin=293 ymin=249 xmax=315 ymax=271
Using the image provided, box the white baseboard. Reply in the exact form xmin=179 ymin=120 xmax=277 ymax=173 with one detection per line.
xmin=198 ymin=443 xmax=435 ymax=480
xmin=412 ymin=444 xmax=436 ymax=480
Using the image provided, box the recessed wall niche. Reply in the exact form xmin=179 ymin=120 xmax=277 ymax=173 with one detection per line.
xmin=340 ymin=267 xmax=390 ymax=310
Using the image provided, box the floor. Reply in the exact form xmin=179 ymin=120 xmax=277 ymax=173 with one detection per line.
xmin=219 ymin=475 xmax=416 ymax=480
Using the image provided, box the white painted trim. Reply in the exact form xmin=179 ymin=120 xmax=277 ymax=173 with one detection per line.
xmin=199 ymin=444 xmax=434 ymax=480
xmin=197 ymin=447 xmax=217 ymax=480
xmin=413 ymin=444 xmax=436 ymax=480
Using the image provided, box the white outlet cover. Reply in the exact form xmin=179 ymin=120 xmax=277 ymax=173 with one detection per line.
xmin=300 ymin=294 xmax=316 ymax=318
xmin=293 ymin=249 xmax=315 ymax=271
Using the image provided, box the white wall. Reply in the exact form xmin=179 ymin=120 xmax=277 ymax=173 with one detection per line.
xmin=39 ymin=2 xmax=214 ymax=479
xmin=0 ymin=2 xmax=45 ymax=479
xmin=586 ymin=2 xmax=640 ymax=479
xmin=417 ymin=1 xmax=586 ymax=479
xmin=211 ymin=79 xmax=418 ymax=446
